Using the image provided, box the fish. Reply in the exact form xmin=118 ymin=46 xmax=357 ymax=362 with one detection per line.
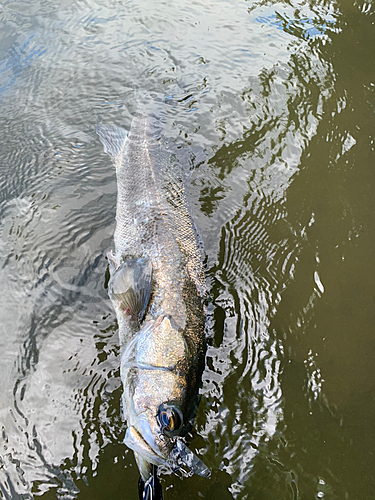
xmin=97 ymin=97 xmax=210 ymax=494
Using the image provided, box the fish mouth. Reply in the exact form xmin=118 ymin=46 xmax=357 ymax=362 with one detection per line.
xmin=124 ymin=425 xmax=211 ymax=479
xmin=124 ymin=425 xmax=167 ymax=468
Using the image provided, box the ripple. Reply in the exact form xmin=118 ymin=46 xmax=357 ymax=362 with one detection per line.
xmin=0 ymin=0 xmax=367 ymax=496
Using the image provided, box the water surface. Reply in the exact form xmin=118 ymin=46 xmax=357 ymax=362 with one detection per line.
xmin=0 ymin=0 xmax=374 ymax=498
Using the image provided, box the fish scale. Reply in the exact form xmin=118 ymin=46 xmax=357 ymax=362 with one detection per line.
xmin=97 ymin=98 xmax=210 ymax=494
xmin=113 ymin=113 xmax=201 ymax=323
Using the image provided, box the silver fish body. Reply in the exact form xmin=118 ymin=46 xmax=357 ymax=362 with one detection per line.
xmin=97 ymin=104 xmax=209 ymax=481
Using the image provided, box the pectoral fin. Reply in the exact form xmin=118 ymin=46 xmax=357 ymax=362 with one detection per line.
xmin=108 ymin=258 xmax=152 ymax=322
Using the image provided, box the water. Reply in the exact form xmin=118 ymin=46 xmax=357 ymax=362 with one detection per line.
xmin=0 ymin=0 xmax=374 ymax=498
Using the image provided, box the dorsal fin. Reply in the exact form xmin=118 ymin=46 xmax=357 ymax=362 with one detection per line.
xmin=108 ymin=258 xmax=152 ymax=322
xmin=96 ymin=124 xmax=127 ymax=159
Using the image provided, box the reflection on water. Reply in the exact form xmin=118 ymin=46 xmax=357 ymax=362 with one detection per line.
xmin=0 ymin=0 xmax=374 ymax=498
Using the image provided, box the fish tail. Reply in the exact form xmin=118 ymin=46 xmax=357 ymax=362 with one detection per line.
xmin=134 ymin=91 xmax=167 ymax=139
xmin=96 ymin=124 xmax=128 ymax=160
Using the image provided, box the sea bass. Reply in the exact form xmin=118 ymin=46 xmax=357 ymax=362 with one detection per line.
xmin=97 ymin=100 xmax=210 ymax=490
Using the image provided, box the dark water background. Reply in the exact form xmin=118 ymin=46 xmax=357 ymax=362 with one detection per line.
xmin=0 ymin=0 xmax=374 ymax=498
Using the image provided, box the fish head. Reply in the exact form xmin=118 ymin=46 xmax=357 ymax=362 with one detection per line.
xmin=123 ymin=397 xmax=185 ymax=479
xmin=121 ymin=316 xmax=210 ymax=481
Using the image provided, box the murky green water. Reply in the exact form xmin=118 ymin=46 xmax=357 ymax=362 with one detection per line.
xmin=0 ymin=0 xmax=374 ymax=498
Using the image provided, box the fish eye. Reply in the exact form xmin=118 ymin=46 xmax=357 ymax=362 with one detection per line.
xmin=158 ymin=404 xmax=183 ymax=437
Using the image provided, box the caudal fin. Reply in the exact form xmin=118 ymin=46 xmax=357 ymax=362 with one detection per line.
xmin=96 ymin=124 xmax=127 ymax=159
